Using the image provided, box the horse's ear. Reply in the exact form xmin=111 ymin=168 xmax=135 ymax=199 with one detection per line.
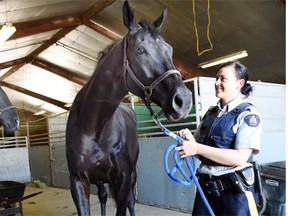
xmin=153 ymin=8 xmax=168 ymax=32
xmin=123 ymin=0 xmax=138 ymax=32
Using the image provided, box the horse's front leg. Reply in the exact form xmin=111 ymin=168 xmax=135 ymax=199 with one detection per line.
xmin=70 ymin=175 xmax=90 ymax=216
xmin=97 ymin=182 xmax=107 ymax=216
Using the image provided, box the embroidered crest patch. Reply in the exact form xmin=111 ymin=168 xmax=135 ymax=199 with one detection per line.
xmin=244 ymin=114 xmax=260 ymax=127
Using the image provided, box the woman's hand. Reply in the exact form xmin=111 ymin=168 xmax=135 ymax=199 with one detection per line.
xmin=175 ymin=128 xmax=198 ymax=158
xmin=178 ymin=128 xmax=194 ymax=141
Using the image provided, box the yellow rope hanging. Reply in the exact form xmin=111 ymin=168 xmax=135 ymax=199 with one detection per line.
xmin=192 ymin=0 xmax=213 ymax=56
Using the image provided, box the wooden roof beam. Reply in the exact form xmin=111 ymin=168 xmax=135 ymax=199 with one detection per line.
xmin=2 ymin=0 xmax=117 ymax=84
xmin=0 ymin=0 xmax=118 ymax=114
xmin=0 ymin=57 xmax=89 ymax=85
xmin=83 ymin=18 xmax=121 ymax=41
xmin=9 ymin=15 xmax=82 ymax=40
xmin=0 ymin=63 xmax=26 ymax=81
xmin=8 ymin=0 xmax=117 ymax=41
xmin=0 ymin=81 xmax=69 ymax=111
xmin=31 ymin=58 xmax=89 ymax=86
xmin=27 ymin=27 xmax=77 ymax=59
xmin=0 ymin=58 xmax=27 ymax=70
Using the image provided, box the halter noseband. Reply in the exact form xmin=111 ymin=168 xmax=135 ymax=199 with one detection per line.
xmin=0 ymin=105 xmax=15 ymax=115
xmin=123 ymin=38 xmax=181 ymax=117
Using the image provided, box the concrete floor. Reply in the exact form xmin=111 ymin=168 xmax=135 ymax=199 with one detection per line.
xmin=21 ymin=185 xmax=191 ymax=216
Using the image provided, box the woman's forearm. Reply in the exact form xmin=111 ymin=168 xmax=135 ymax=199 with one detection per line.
xmin=176 ymin=128 xmax=254 ymax=166
xmin=195 ymin=142 xmax=253 ymax=166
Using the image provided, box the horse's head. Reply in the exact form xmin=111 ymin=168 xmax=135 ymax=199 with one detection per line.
xmin=122 ymin=1 xmax=192 ymax=121
xmin=0 ymin=86 xmax=19 ymax=133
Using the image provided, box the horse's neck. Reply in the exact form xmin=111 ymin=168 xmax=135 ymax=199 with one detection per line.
xmin=80 ymin=40 xmax=128 ymax=124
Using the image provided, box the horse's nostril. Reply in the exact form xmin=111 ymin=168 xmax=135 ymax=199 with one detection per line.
xmin=174 ymin=94 xmax=183 ymax=108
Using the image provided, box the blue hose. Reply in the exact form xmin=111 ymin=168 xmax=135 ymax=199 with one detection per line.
xmin=162 ymin=128 xmax=215 ymax=216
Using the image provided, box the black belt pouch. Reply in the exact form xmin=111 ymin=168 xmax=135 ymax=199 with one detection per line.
xmin=230 ymin=166 xmax=255 ymax=193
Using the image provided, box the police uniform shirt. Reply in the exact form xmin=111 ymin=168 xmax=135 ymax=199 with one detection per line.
xmin=194 ymin=95 xmax=263 ymax=176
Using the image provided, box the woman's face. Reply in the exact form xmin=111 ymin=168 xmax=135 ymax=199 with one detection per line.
xmin=215 ymin=65 xmax=244 ymax=106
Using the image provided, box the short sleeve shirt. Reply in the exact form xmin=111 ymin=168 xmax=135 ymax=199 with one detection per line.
xmin=194 ymin=96 xmax=263 ymax=176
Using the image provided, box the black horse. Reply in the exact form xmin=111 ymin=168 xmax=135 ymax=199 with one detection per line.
xmin=66 ymin=1 xmax=192 ymax=215
xmin=0 ymin=85 xmax=19 ymax=133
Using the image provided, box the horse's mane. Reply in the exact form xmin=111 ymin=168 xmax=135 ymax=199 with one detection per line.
xmin=97 ymin=19 xmax=160 ymax=61
xmin=97 ymin=40 xmax=120 ymax=61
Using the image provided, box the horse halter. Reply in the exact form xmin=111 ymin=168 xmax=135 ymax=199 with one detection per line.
xmin=0 ymin=105 xmax=15 ymax=116
xmin=123 ymin=37 xmax=181 ymax=118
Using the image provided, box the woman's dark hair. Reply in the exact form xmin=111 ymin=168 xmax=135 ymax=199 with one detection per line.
xmin=217 ymin=61 xmax=253 ymax=98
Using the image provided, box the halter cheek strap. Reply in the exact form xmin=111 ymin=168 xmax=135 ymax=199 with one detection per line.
xmin=124 ymin=59 xmax=180 ymax=98
xmin=123 ymin=38 xmax=181 ymax=117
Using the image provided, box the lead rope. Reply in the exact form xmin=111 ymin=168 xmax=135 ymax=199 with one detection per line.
xmin=153 ymin=116 xmax=215 ymax=216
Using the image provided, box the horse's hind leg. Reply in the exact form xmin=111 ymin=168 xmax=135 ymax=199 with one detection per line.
xmin=127 ymin=170 xmax=137 ymax=216
xmin=114 ymin=171 xmax=137 ymax=216
xmin=70 ymin=175 xmax=90 ymax=216
xmin=97 ymin=182 xmax=107 ymax=216
xmin=114 ymin=175 xmax=133 ymax=216
xmin=127 ymin=190 xmax=136 ymax=216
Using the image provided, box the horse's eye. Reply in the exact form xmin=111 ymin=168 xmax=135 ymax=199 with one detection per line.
xmin=137 ymin=47 xmax=145 ymax=54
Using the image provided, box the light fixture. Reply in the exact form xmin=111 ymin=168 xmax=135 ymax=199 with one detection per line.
xmin=34 ymin=110 xmax=46 ymax=116
xmin=198 ymin=50 xmax=248 ymax=69
xmin=0 ymin=23 xmax=16 ymax=44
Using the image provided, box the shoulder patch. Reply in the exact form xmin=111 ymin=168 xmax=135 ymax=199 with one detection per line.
xmin=244 ymin=114 xmax=260 ymax=127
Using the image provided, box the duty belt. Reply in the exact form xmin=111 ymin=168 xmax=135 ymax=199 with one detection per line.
xmin=197 ymin=172 xmax=235 ymax=197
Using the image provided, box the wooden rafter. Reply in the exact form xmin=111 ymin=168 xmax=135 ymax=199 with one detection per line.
xmin=0 ymin=0 xmax=116 ymax=111
xmin=9 ymin=15 xmax=82 ymax=41
xmin=7 ymin=0 xmax=117 ymax=41
xmin=83 ymin=18 xmax=122 ymax=41
xmin=0 ymin=81 xmax=69 ymax=111
xmin=31 ymin=58 xmax=89 ymax=86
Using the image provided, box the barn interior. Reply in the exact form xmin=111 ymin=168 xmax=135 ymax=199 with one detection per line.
xmin=0 ymin=0 xmax=286 ymax=215
xmin=0 ymin=0 xmax=285 ymax=120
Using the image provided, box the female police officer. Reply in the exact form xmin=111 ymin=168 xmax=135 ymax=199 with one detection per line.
xmin=176 ymin=61 xmax=262 ymax=215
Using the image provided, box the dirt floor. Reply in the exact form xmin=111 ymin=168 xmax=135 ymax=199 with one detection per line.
xmin=21 ymin=185 xmax=191 ymax=216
